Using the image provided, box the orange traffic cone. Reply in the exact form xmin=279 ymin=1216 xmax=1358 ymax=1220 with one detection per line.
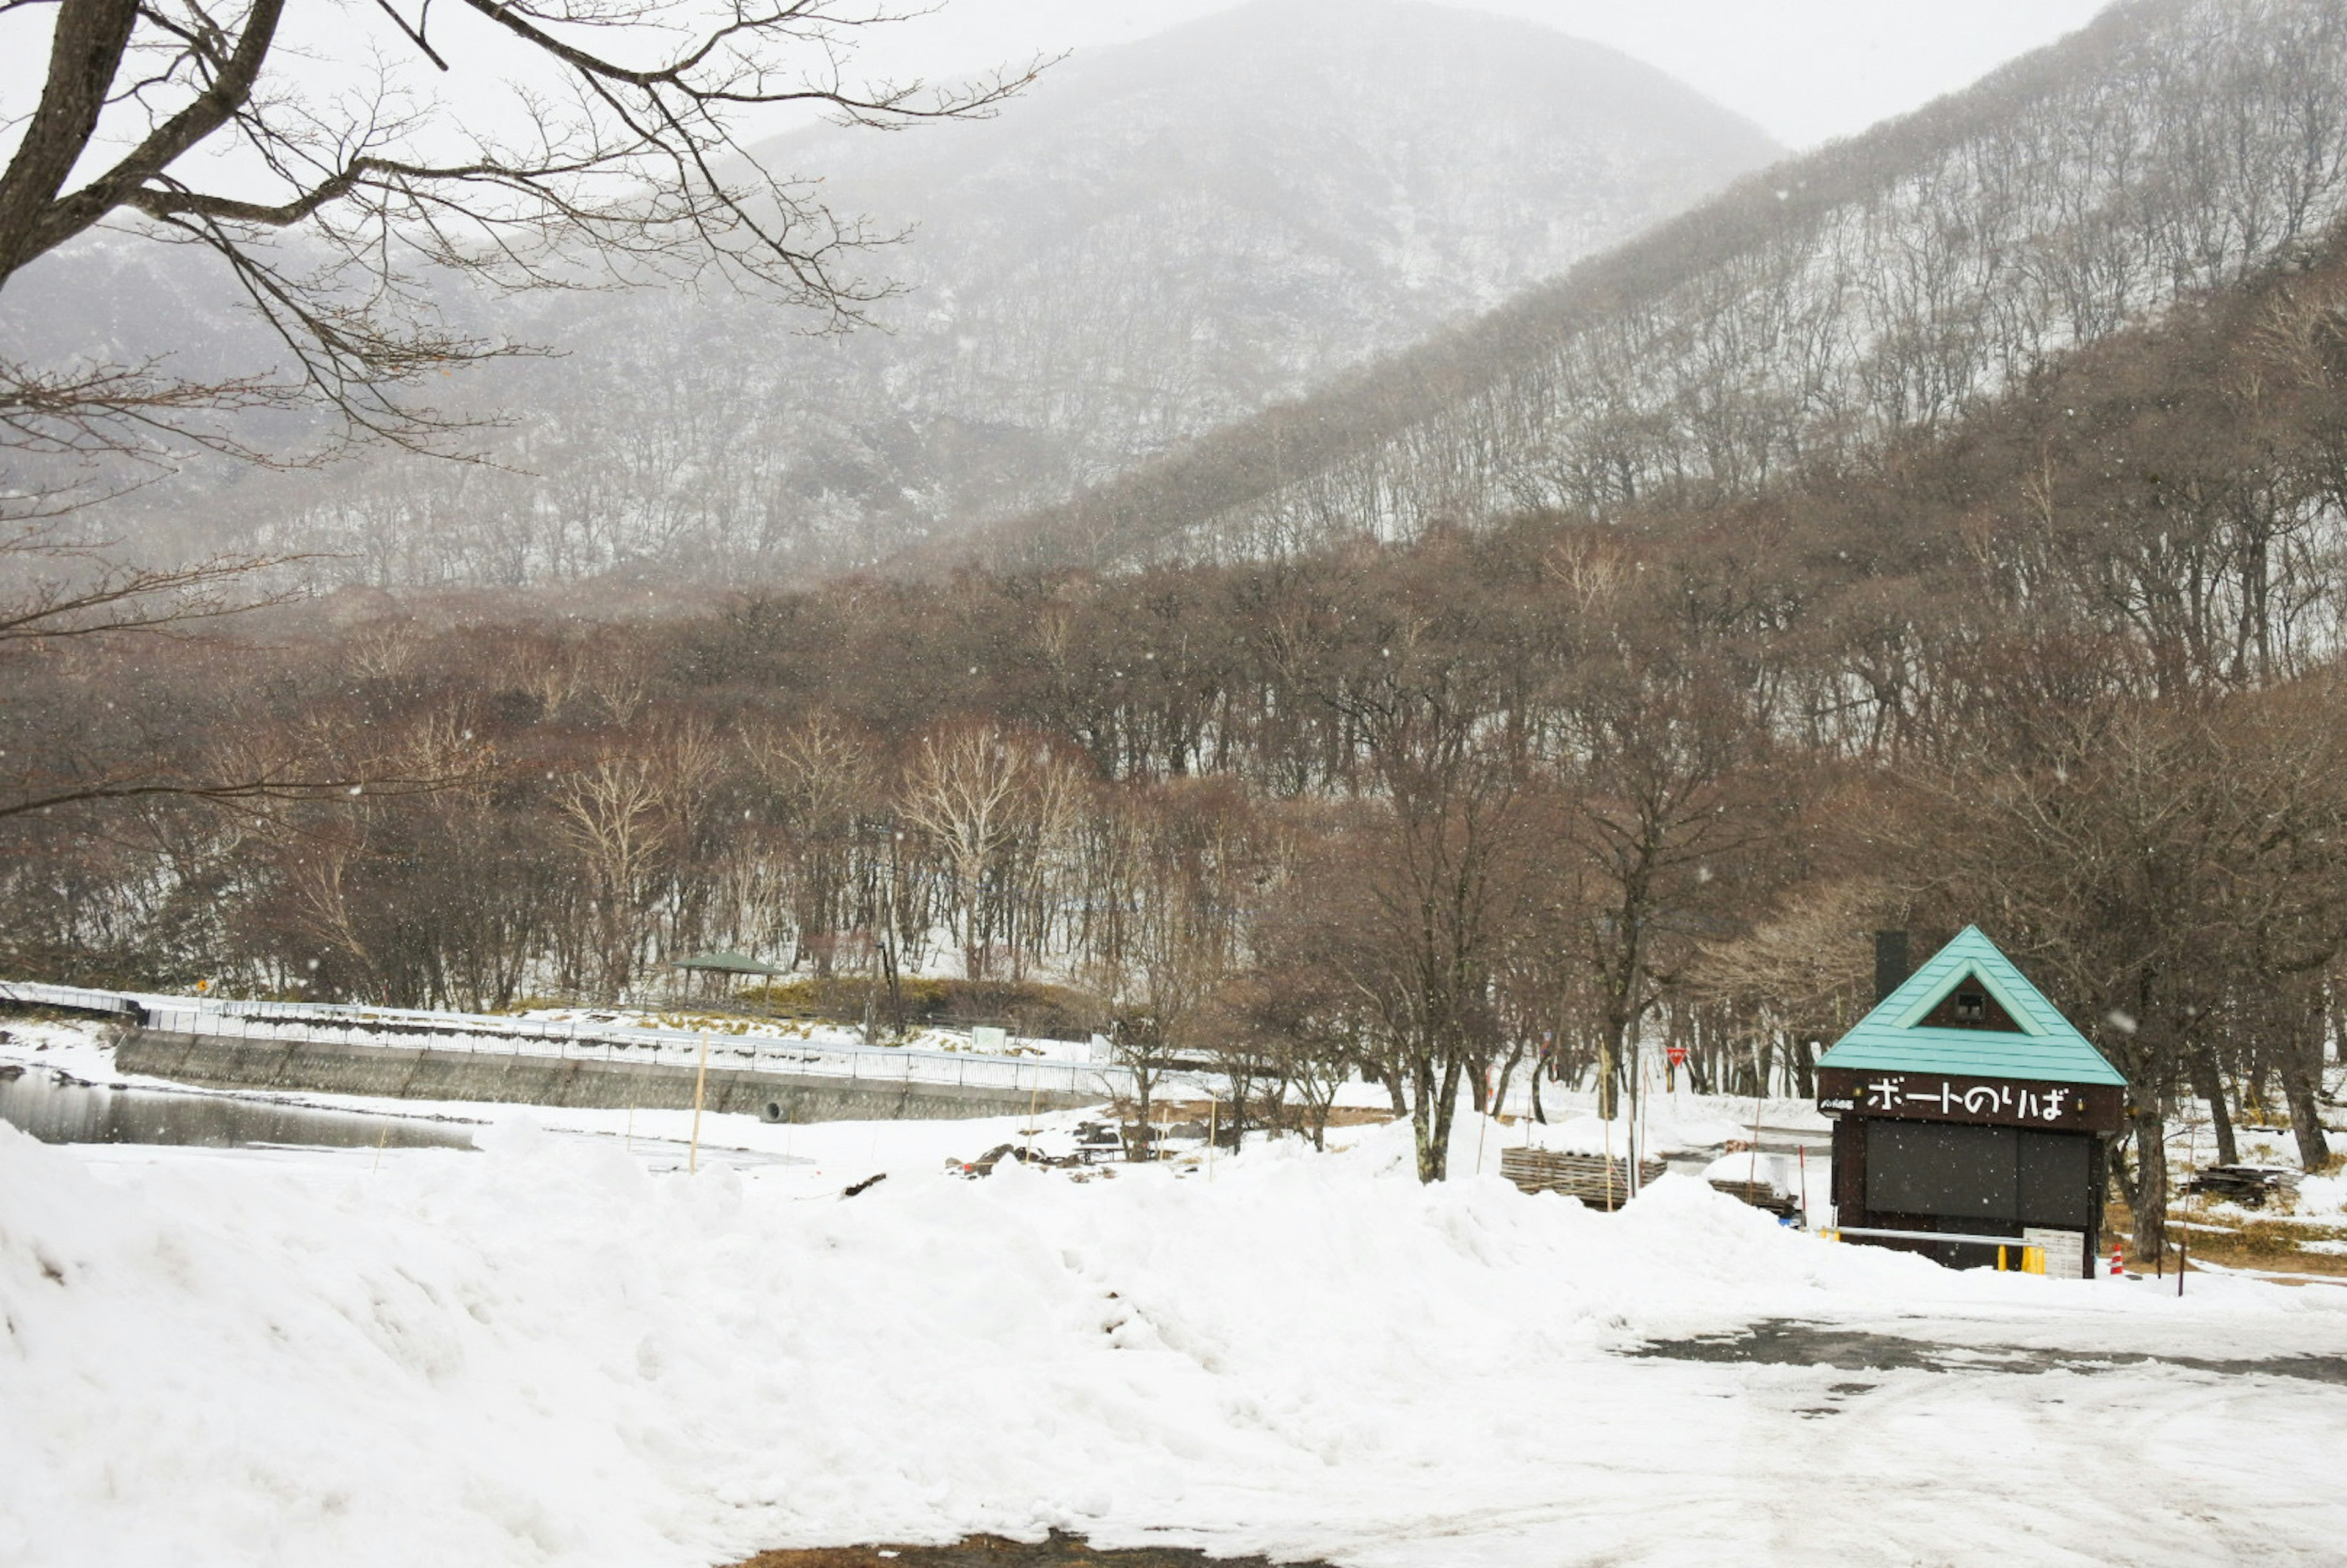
xmin=2109 ymin=1244 xmax=2125 ymax=1277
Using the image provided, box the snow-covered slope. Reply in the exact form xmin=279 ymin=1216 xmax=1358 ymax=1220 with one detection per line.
xmin=9 ymin=0 xmax=1777 ymax=584
xmin=983 ymin=0 xmax=2347 ymax=566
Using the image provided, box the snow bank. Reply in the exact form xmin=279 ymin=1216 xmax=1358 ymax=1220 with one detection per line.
xmin=2297 ymin=1171 xmax=2346 ymax=1216
xmin=2 ymin=1118 xmax=2340 ymax=1568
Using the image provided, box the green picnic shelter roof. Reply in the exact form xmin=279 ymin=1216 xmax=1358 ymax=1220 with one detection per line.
xmin=669 ymin=949 xmax=787 ymax=976
xmin=1816 ymin=926 xmax=2125 ymax=1086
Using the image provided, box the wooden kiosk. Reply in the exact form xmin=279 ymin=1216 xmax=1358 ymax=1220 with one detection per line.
xmin=1816 ymin=927 xmax=2125 ymax=1277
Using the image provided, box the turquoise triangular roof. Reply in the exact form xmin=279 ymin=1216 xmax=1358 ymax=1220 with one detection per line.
xmin=1817 ymin=926 xmax=2125 ymax=1086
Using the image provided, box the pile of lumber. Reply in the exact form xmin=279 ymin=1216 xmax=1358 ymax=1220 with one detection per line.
xmin=2182 ymin=1164 xmax=2301 ymax=1208
xmin=1705 ymin=1178 xmax=1801 ymax=1219
xmin=1500 ymin=1148 xmax=1666 ymax=1211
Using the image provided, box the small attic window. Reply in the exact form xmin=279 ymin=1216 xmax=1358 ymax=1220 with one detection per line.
xmin=1953 ymin=990 xmax=1987 ymax=1024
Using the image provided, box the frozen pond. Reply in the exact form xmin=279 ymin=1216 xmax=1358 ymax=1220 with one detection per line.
xmin=0 ymin=1064 xmax=474 ymax=1152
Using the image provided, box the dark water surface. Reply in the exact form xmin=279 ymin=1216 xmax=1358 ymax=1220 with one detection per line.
xmin=734 ymin=1534 xmax=1334 ymax=1567
xmin=1631 ymin=1317 xmax=2347 ymax=1383
xmin=0 ymin=1064 xmax=475 ymax=1151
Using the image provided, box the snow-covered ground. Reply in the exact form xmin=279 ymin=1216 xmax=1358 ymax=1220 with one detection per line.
xmin=5 ymin=1022 xmax=2346 ymax=1567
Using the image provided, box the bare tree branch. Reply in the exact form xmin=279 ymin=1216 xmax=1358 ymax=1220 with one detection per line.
xmin=0 ymin=767 xmax=462 ymax=822
xmin=0 ymin=0 xmax=1048 ymax=471
xmin=0 ymin=533 xmax=304 ymax=645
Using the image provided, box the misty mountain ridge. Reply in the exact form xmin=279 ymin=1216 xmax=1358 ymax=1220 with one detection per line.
xmin=977 ymin=0 xmax=2347 ymax=570
xmin=16 ymin=0 xmax=1779 ymax=588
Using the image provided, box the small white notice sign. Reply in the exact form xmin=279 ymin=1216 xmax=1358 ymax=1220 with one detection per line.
xmin=2024 ymin=1227 xmax=2084 ymax=1280
xmin=971 ymin=1026 xmax=1008 ymax=1054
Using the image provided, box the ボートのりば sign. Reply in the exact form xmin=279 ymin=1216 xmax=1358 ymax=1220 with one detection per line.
xmin=1815 ymin=1068 xmax=2121 ymax=1134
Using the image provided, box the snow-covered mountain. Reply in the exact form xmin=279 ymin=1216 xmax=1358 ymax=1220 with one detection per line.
xmin=979 ymin=0 xmax=2347 ymax=569
xmin=7 ymin=0 xmax=1779 ymax=585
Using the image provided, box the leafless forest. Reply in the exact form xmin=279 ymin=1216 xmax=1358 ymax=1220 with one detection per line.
xmin=9 ymin=0 xmax=2347 ymax=1237
xmin=13 ymin=210 xmax=2347 ymax=1225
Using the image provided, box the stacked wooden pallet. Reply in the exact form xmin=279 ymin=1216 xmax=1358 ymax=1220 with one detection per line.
xmin=2183 ymin=1163 xmax=2301 ymax=1208
xmin=1705 ymin=1178 xmax=1801 ymax=1218
xmin=1499 ymin=1147 xmax=1666 ymax=1210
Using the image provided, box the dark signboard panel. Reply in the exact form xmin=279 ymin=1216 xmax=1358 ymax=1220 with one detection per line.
xmin=1864 ymin=1123 xmax=2099 ymax=1229
xmin=2018 ymin=1131 xmax=2095 ymax=1228
xmin=1867 ymin=1122 xmax=2016 ymax=1218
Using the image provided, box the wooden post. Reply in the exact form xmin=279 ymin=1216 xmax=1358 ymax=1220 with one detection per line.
xmin=1748 ymin=1042 xmax=1766 ymax=1193
xmin=1474 ymin=1066 xmax=1491 ymax=1178
xmin=1628 ymin=1045 xmax=1642 ymax=1198
xmin=1603 ymin=1090 xmax=1615 ymax=1211
xmin=1208 ymin=1093 xmax=1218 ymax=1182
xmin=688 ymin=1032 xmax=710 ymax=1174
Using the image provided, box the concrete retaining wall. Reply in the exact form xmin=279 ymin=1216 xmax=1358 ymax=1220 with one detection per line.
xmin=117 ymin=1030 xmax=1103 ymax=1123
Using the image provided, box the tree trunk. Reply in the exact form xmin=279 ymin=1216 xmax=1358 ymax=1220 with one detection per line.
xmin=1305 ymin=1083 xmax=1332 ymax=1151
xmin=2128 ymin=1103 xmax=2169 ymax=1262
xmin=2279 ymin=1001 xmax=2333 ymax=1173
xmin=1222 ymin=1068 xmax=1254 ymax=1149
xmin=2281 ymin=1057 xmax=2331 ymax=1174
xmin=1491 ymin=1041 xmax=1524 ymax=1123
xmin=2187 ymin=1045 xmax=2238 ymax=1167
xmin=1410 ymin=1049 xmax=1463 ymax=1183
xmin=1128 ymin=1060 xmax=1154 ymax=1163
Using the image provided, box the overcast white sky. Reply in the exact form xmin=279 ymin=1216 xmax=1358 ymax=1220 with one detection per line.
xmin=865 ymin=0 xmax=2114 ymax=149
xmin=2 ymin=1 xmax=2119 ymax=194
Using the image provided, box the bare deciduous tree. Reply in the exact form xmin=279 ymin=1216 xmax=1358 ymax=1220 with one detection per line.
xmin=1 ymin=0 xmax=1042 ymax=480
xmin=553 ymin=755 xmax=669 ymax=999
xmin=743 ymin=711 xmax=876 ymax=974
xmin=898 ymin=722 xmax=1067 ymax=981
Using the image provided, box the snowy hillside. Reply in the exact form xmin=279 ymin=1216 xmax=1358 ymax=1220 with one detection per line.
xmin=985 ymin=0 xmax=2347 ymax=566
xmin=10 ymin=0 xmax=1777 ymax=586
